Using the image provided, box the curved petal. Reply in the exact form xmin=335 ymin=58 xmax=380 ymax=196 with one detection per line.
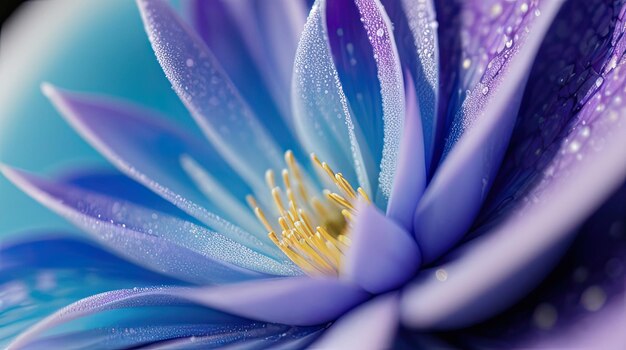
xmin=381 ymin=0 xmax=439 ymax=173
xmin=187 ymin=0 xmax=305 ymax=151
xmin=342 ymin=202 xmax=421 ymax=294
xmin=137 ymin=0 xmax=284 ymax=196
xmin=145 ymin=326 xmax=322 ymax=350
xmin=1 ymin=166 xmax=299 ymax=282
xmin=42 ymin=84 xmax=269 ymax=246
xmin=311 ymin=293 xmax=399 ymax=350
xmin=292 ymin=0 xmax=370 ymax=194
xmin=0 ymin=233 xmax=179 ymax=346
xmin=386 ymin=72 xmax=426 ymax=230
xmin=401 ymin=33 xmax=626 ymax=328
xmin=414 ymin=0 xmax=566 ymax=263
xmin=6 ymin=287 xmax=293 ymax=350
xmin=326 ymin=0 xmax=406 ymax=207
xmin=180 ymin=277 xmax=369 ymax=326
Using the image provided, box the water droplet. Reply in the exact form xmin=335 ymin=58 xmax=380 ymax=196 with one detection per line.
xmin=568 ymin=140 xmax=581 ymax=153
xmin=493 ymin=3 xmax=506 ymax=15
xmin=462 ymin=58 xmax=472 ymax=69
xmin=185 ymin=58 xmax=194 ymax=67
xmin=376 ymin=28 xmax=384 ymax=37
xmin=482 ymin=85 xmax=489 ymax=95
xmin=435 ymin=269 xmax=448 ymax=282
xmin=520 ymin=2 xmax=529 ymax=13
xmin=505 ymin=38 xmax=514 ymax=48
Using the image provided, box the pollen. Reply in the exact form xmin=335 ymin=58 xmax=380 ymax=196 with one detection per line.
xmin=248 ymin=150 xmax=370 ymax=276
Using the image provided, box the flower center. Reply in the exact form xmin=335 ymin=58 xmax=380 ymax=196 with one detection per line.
xmin=248 ymin=150 xmax=370 ymax=276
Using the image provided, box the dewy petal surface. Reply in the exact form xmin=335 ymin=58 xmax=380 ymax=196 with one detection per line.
xmin=188 ymin=0 xmax=306 ymax=149
xmin=138 ymin=0 xmax=284 ymax=196
xmin=325 ymin=0 xmax=406 ymax=207
xmin=381 ymin=0 xmax=439 ymax=173
xmin=414 ymin=0 xmax=566 ymax=263
xmin=401 ymin=10 xmax=626 ymax=325
xmin=292 ymin=0 xmax=370 ymax=192
xmin=342 ymin=202 xmax=421 ymax=294
xmin=0 ymin=233 xmax=181 ymax=345
xmin=180 ymin=277 xmax=369 ymax=326
xmin=311 ymin=293 xmax=399 ymax=349
xmin=1 ymin=167 xmax=299 ymax=282
xmin=7 ymin=287 xmax=316 ymax=350
xmin=42 ymin=84 xmax=270 ymax=249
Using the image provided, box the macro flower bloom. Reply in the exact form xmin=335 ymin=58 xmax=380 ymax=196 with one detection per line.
xmin=1 ymin=0 xmax=626 ymax=348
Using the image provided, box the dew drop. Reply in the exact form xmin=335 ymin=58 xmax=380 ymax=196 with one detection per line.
xmin=520 ymin=2 xmax=529 ymax=13
xmin=376 ymin=28 xmax=384 ymax=37
xmin=482 ymin=85 xmax=489 ymax=95
xmin=435 ymin=269 xmax=448 ymax=282
xmin=462 ymin=58 xmax=472 ymax=69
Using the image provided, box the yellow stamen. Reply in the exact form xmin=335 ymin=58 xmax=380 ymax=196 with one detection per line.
xmin=251 ymin=151 xmax=368 ymax=276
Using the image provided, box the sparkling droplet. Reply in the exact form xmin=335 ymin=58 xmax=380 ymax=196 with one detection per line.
xmin=376 ymin=28 xmax=384 ymax=37
xmin=482 ymin=85 xmax=489 ymax=95
xmin=435 ymin=269 xmax=448 ymax=282
xmin=462 ymin=58 xmax=472 ymax=69
xmin=520 ymin=2 xmax=529 ymax=13
xmin=568 ymin=140 xmax=581 ymax=153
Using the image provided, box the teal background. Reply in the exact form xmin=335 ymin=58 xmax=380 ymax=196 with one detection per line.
xmin=0 ymin=0 xmax=192 ymax=240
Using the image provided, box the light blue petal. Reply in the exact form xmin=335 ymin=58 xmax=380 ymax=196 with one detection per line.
xmin=1 ymin=167 xmax=301 ymax=281
xmin=137 ymin=0 xmax=285 ymax=199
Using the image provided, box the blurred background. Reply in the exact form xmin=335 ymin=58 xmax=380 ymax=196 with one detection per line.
xmin=0 ymin=0 xmax=26 ymax=28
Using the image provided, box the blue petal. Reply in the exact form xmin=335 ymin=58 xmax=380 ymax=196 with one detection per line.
xmin=1 ymin=166 xmax=300 ymax=282
xmin=189 ymin=0 xmax=307 ymax=140
xmin=292 ymin=0 xmax=371 ymax=194
xmin=137 ymin=0 xmax=285 ymax=198
xmin=0 ymin=233 xmax=179 ymax=347
xmin=381 ymin=0 xmax=440 ymax=173
xmin=326 ymin=0 xmax=406 ymax=208
xmin=42 ymin=84 xmax=269 ymax=247
xmin=7 ymin=287 xmax=319 ymax=350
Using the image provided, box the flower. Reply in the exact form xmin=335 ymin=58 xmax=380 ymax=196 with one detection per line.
xmin=1 ymin=0 xmax=625 ymax=348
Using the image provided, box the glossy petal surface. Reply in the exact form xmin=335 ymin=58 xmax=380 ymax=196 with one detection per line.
xmin=343 ymin=202 xmax=421 ymax=294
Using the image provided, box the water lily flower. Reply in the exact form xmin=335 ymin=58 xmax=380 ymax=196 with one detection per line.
xmin=1 ymin=0 xmax=626 ymax=348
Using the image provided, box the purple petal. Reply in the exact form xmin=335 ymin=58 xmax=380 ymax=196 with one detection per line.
xmin=343 ymin=202 xmax=420 ymax=294
xmin=137 ymin=0 xmax=285 ymax=196
xmin=386 ymin=73 xmax=426 ymax=231
xmin=312 ymin=293 xmax=399 ymax=349
xmin=326 ymin=0 xmax=406 ymax=207
xmin=401 ymin=33 xmax=626 ymax=328
xmin=413 ymin=0 xmax=566 ymax=263
xmin=42 ymin=84 xmax=269 ymax=249
xmin=188 ymin=0 xmax=305 ymax=150
xmin=1 ymin=166 xmax=299 ymax=282
xmin=292 ymin=0 xmax=371 ymax=193
xmin=381 ymin=0 xmax=439 ymax=173
xmin=454 ymin=183 xmax=626 ymax=348
xmin=180 ymin=277 xmax=369 ymax=326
